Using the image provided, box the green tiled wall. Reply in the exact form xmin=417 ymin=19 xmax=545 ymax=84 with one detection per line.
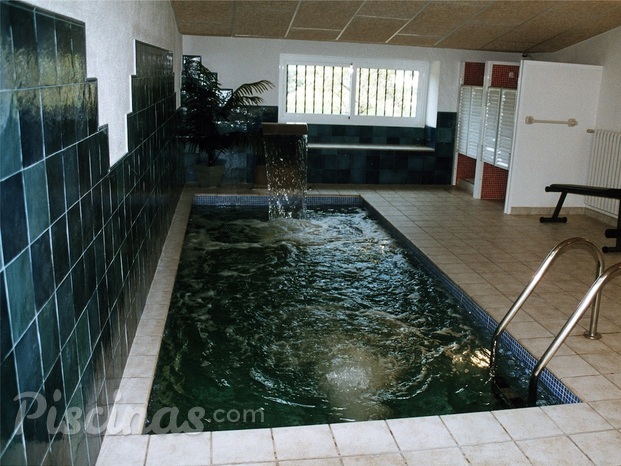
xmin=0 ymin=2 xmax=182 ymax=465
xmin=306 ymin=116 xmax=456 ymax=185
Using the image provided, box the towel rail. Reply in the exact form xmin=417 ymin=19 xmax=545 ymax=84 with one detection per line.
xmin=524 ymin=116 xmax=578 ymax=127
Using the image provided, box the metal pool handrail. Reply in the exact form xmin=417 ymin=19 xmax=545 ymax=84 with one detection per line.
xmin=489 ymin=237 xmax=605 ymax=377
xmin=528 ymin=261 xmax=621 ymax=405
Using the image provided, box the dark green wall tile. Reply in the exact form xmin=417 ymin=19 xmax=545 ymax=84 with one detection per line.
xmin=31 ymin=231 xmax=55 ymax=311
xmin=0 ymin=351 xmax=19 ymax=453
xmin=0 ymin=91 xmax=22 ymax=180
xmin=0 ymin=3 xmax=16 ymax=91
xmin=60 ymin=86 xmax=77 ymax=148
xmin=35 ymin=12 xmax=58 ymax=86
xmin=0 ymin=272 xmax=12 ymax=361
xmin=23 ymin=161 xmax=50 ymax=242
xmin=60 ymin=331 xmax=79 ymax=400
xmin=1 ymin=172 xmax=28 ymax=264
xmin=55 ymin=19 xmax=73 ymax=84
xmin=63 ymin=145 xmax=80 ymax=208
xmin=51 ymin=214 xmax=70 ymax=284
xmin=46 ymin=152 xmax=66 ymax=223
xmin=17 ymin=89 xmax=44 ymax=167
xmin=41 ymin=87 xmax=62 ymax=156
xmin=70 ymin=23 xmax=87 ymax=82
xmin=37 ymin=299 xmax=60 ymax=378
xmin=14 ymin=320 xmax=43 ymax=394
xmin=5 ymin=251 xmax=36 ymax=341
xmin=56 ymin=276 xmax=75 ymax=348
xmin=10 ymin=4 xmax=39 ymax=88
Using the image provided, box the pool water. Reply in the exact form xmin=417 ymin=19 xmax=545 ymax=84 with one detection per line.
xmin=146 ymin=206 xmax=542 ymax=432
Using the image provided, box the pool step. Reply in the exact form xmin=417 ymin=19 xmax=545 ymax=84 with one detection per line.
xmin=492 ymin=375 xmax=528 ymax=409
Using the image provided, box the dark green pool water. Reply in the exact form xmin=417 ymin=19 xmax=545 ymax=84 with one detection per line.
xmin=146 ymin=206 xmax=512 ymax=432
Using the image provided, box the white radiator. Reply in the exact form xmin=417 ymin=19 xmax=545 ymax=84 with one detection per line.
xmin=586 ymin=129 xmax=621 ymax=217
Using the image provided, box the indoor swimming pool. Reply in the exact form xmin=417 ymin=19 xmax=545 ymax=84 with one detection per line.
xmin=145 ymin=198 xmax=565 ymax=432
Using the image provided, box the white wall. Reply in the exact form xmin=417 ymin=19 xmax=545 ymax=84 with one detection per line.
xmin=505 ymin=61 xmax=602 ymax=213
xmin=538 ymin=25 xmax=621 ymax=133
xmin=30 ymin=0 xmax=183 ymax=165
xmin=183 ymin=36 xmax=521 ymax=118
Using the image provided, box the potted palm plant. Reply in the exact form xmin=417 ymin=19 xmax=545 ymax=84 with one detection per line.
xmin=180 ymin=57 xmax=273 ymax=187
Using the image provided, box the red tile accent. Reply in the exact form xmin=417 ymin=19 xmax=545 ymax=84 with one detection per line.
xmin=463 ymin=62 xmax=485 ymax=86
xmin=481 ymin=162 xmax=508 ymax=200
xmin=456 ymin=154 xmax=476 ymax=184
xmin=491 ymin=65 xmax=520 ymax=89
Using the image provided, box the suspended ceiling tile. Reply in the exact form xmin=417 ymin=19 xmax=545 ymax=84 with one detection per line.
xmin=357 ymin=0 xmax=427 ymax=20
xmin=500 ymin=15 xmax=568 ymax=44
xmin=171 ymin=1 xmax=235 ymax=31
xmin=292 ymin=0 xmax=363 ymax=30
xmin=471 ymin=1 xmax=553 ymax=27
xmin=287 ymin=28 xmax=342 ymax=42
xmin=177 ymin=21 xmax=233 ymax=36
xmin=339 ymin=16 xmax=409 ymax=43
xmin=400 ymin=1 xmax=491 ymax=36
xmin=528 ymin=30 xmax=598 ymax=54
xmin=234 ymin=0 xmax=297 ymax=37
xmin=388 ymin=34 xmax=441 ymax=48
xmin=169 ymin=0 xmax=621 ymax=53
xmin=483 ymin=39 xmax=537 ymax=53
xmin=437 ymin=23 xmax=511 ymax=50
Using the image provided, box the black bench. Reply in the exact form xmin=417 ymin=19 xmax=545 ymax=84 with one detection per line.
xmin=540 ymin=183 xmax=621 ymax=253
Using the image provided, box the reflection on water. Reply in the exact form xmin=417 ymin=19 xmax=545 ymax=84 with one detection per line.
xmin=147 ymin=207 xmax=508 ymax=431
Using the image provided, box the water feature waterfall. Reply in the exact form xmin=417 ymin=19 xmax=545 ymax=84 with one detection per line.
xmin=262 ymin=123 xmax=308 ymax=219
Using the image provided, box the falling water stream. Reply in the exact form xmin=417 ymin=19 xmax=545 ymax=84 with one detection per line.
xmin=263 ymin=123 xmax=308 ymax=219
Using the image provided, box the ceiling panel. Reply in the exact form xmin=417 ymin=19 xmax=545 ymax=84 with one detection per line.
xmin=292 ymin=1 xmax=362 ymax=30
xmin=339 ymin=16 xmax=409 ymax=43
xmin=171 ymin=0 xmax=621 ymax=53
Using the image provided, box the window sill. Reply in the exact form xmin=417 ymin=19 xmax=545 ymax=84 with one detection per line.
xmin=308 ymin=143 xmax=433 ymax=152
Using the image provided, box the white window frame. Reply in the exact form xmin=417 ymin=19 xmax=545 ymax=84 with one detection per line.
xmin=278 ymin=54 xmax=429 ymax=127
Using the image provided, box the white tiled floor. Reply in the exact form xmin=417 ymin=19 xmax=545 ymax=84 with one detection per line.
xmin=97 ymin=185 xmax=621 ymax=465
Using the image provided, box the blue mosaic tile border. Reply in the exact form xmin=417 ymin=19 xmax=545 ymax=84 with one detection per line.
xmin=191 ymin=194 xmax=580 ymax=406
xmin=193 ymin=194 xmax=364 ymax=207
xmin=363 ymin=200 xmax=580 ymax=406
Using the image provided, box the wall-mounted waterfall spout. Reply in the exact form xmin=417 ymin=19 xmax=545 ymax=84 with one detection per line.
xmin=262 ymin=123 xmax=308 ymax=219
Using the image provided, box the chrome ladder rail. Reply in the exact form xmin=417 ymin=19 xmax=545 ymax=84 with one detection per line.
xmin=489 ymin=237 xmax=605 ymax=379
xmin=528 ymin=261 xmax=621 ymax=404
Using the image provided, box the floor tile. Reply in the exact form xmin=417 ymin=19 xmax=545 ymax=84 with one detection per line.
xmin=402 ymin=447 xmax=468 ymax=465
xmin=542 ymin=403 xmax=613 ymax=434
xmin=279 ymin=459 xmax=341 ymax=466
xmin=387 ymin=416 xmax=455 ymax=451
xmin=589 ymin=399 xmax=621 ymax=428
xmin=570 ymin=430 xmax=621 ymax=465
xmin=441 ymin=412 xmax=511 ymax=445
xmin=493 ymin=407 xmax=563 ymax=440
xmin=330 ymin=420 xmax=399 ymax=456
xmin=341 ymin=453 xmax=406 ymax=466
xmin=461 ymin=441 xmax=531 ymax=465
xmin=563 ymin=375 xmax=621 ymax=401
xmin=96 ymin=435 xmax=149 ymax=466
xmin=145 ymin=432 xmax=211 ymax=466
xmin=517 ymin=435 xmax=593 ymax=465
xmin=272 ymin=424 xmax=339 ymax=460
xmin=212 ymin=428 xmax=275 ymax=464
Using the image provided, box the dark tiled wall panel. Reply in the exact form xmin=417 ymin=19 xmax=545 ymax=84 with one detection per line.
xmin=306 ymin=115 xmax=456 ymax=185
xmin=0 ymin=2 xmax=182 ymax=465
